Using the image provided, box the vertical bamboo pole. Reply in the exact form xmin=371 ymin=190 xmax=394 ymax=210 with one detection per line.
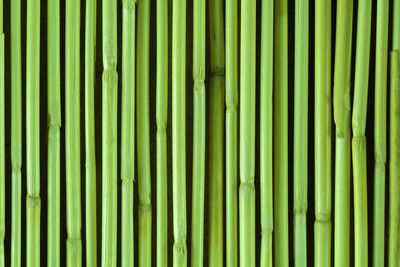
xmin=101 ymin=0 xmax=118 ymax=264
xmin=274 ymin=0 xmax=288 ymax=265
xmin=48 ymin=0 xmax=61 ymax=265
xmin=333 ymin=1 xmax=353 ymax=267
xmin=239 ymin=0 xmax=256 ymax=266
xmin=121 ymin=0 xmax=135 ymax=266
xmin=26 ymin=0 xmax=41 ymax=265
xmin=293 ymin=0 xmax=308 ymax=266
xmin=225 ymin=0 xmax=238 ymax=265
xmin=172 ymin=0 xmax=187 ymax=265
xmin=10 ymin=0 xmax=21 ymax=265
xmin=208 ymin=0 xmax=224 ymax=265
xmin=314 ymin=0 xmax=331 ymax=266
xmin=191 ymin=0 xmax=205 ymax=264
xmin=85 ymin=0 xmax=97 ymax=265
xmin=156 ymin=0 xmax=168 ymax=265
xmin=0 ymin=0 xmax=4 ymax=264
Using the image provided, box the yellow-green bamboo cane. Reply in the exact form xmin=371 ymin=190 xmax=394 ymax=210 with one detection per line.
xmin=121 ymin=0 xmax=135 ymax=266
xmin=11 ymin=0 xmax=22 ymax=265
xmin=26 ymin=0 xmax=41 ymax=265
xmin=314 ymin=0 xmax=331 ymax=266
xmin=48 ymin=0 xmax=61 ymax=265
xmin=172 ymin=0 xmax=187 ymax=265
xmin=333 ymin=1 xmax=353 ymax=267
xmin=274 ymin=0 xmax=288 ymax=265
xmin=0 ymin=0 xmax=4 ymax=264
xmin=208 ymin=0 xmax=225 ymax=265
xmin=85 ymin=0 xmax=97 ymax=265
xmin=191 ymin=0 xmax=205 ymax=264
xmin=225 ymin=0 xmax=238 ymax=265
xmin=101 ymin=0 xmax=118 ymax=264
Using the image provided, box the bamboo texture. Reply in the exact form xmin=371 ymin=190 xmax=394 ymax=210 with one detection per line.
xmin=156 ymin=0 xmax=168 ymax=265
xmin=225 ymin=0 xmax=238 ymax=265
xmin=172 ymin=0 xmax=187 ymax=265
xmin=274 ymin=0 xmax=289 ymax=265
xmin=101 ymin=0 xmax=118 ymax=264
xmin=293 ymin=0 xmax=308 ymax=266
xmin=11 ymin=0 xmax=21 ymax=265
xmin=333 ymin=1 xmax=353 ymax=267
xmin=0 ymin=0 xmax=3 ymax=264
xmin=26 ymin=0 xmax=41 ymax=265
xmin=121 ymin=0 xmax=135 ymax=266
xmin=48 ymin=0 xmax=61 ymax=265
xmin=191 ymin=0 xmax=206 ymax=264
xmin=314 ymin=0 xmax=332 ymax=266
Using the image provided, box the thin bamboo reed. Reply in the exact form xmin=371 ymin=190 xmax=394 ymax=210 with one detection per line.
xmin=26 ymin=0 xmax=41 ymax=265
xmin=10 ymin=0 xmax=22 ymax=265
xmin=85 ymin=0 xmax=97 ymax=265
xmin=208 ymin=0 xmax=225 ymax=265
xmin=333 ymin=1 xmax=353 ymax=267
xmin=274 ymin=0 xmax=288 ymax=265
xmin=240 ymin=0 xmax=256 ymax=266
xmin=172 ymin=0 xmax=187 ymax=265
xmin=260 ymin=0 xmax=273 ymax=266
xmin=191 ymin=0 xmax=206 ymax=265
xmin=121 ymin=0 xmax=135 ymax=266
xmin=389 ymin=50 xmax=400 ymax=267
xmin=48 ymin=0 xmax=61 ymax=265
xmin=372 ymin=0 xmax=388 ymax=265
xmin=156 ymin=0 xmax=168 ymax=265
xmin=101 ymin=0 xmax=118 ymax=264
xmin=225 ymin=0 xmax=238 ymax=265
xmin=0 ymin=0 xmax=4 ymax=264
xmin=314 ymin=0 xmax=331 ymax=266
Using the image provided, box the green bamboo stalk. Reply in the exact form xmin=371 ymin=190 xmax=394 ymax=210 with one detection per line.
xmin=101 ymin=0 xmax=118 ymax=264
xmin=26 ymin=0 xmax=41 ymax=265
xmin=314 ymin=0 xmax=331 ymax=266
xmin=208 ymin=0 xmax=224 ymax=265
xmin=10 ymin=0 xmax=21 ymax=265
xmin=48 ymin=0 xmax=61 ymax=265
xmin=293 ymin=0 xmax=308 ymax=266
xmin=85 ymin=0 xmax=97 ymax=265
xmin=137 ymin=0 xmax=152 ymax=265
xmin=156 ymin=0 xmax=168 ymax=265
xmin=274 ymin=0 xmax=288 ymax=265
xmin=172 ymin=0 xmax=187 ymax=264
xmin=260 ymin=0 xmax=273 ymax=266
xmin=240 ymin=0 xmax=256 ymax=266
xmin=333 ymin=1 xmax=353 ymax=267
xmin=191 ymin=0 xmax=205 ymax=264
xmin=389 ymin=50 xmax=400 ymax=267
xmin=225 ymin=0 xmax=238 ymax=265
xmin=0 ymin=0 xmax=4 ymax=264
xmin=121 ymin=0 xmax=135 ymax=267
xmin=66 ymin=0 xmax=82 ymax=265
xmin=372 ymin=0 xmax=388 ymax=265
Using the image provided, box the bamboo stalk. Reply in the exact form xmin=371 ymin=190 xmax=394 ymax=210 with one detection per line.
xmin=121 ymin=0 xmax=135 ymax=266
xmin=208 ymin=0 xmax=225 ymax=265
xmin=389 ymin=50 xmax=400 ymax=267
xmin=48 ymin=0 xmax=61 ymax=265
xmin=293 ymin=0 xmax=308 ymax=266
xmin=239 ymin=0 xmax=256 ymax=266
xmin=333 ymin=1 xmax=353 ymax=267
xmin=172 ymin=0 xmax=187 ymax=264
xmin=85 ymin=0 xmax=97 ymax=265
xmin=11 ymin=0 xmax=22 ymax=265
xmin=225 ymin=0 xmax=238 ymax=265
xmin=314 ymin=0 xmax=332 ymax=266
xmin=26 ymin=0 xmax=41 ymax=265
xmin=274 ymin=0 xmax=288 ymax=265
xmin=137 ymin=0 xmax=152 ymax=265
xmin=0 ymin=0 xmax=4 ymax=264
xmin=101 ymin=0 xmax=118 ymax=264
xmin=191 ymin=0 xmax=206 ymax=264
xmin=372 ymin=0 xmax=388 ymax=265
xmin=156 ymin=0 xmax=168 ymax=265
